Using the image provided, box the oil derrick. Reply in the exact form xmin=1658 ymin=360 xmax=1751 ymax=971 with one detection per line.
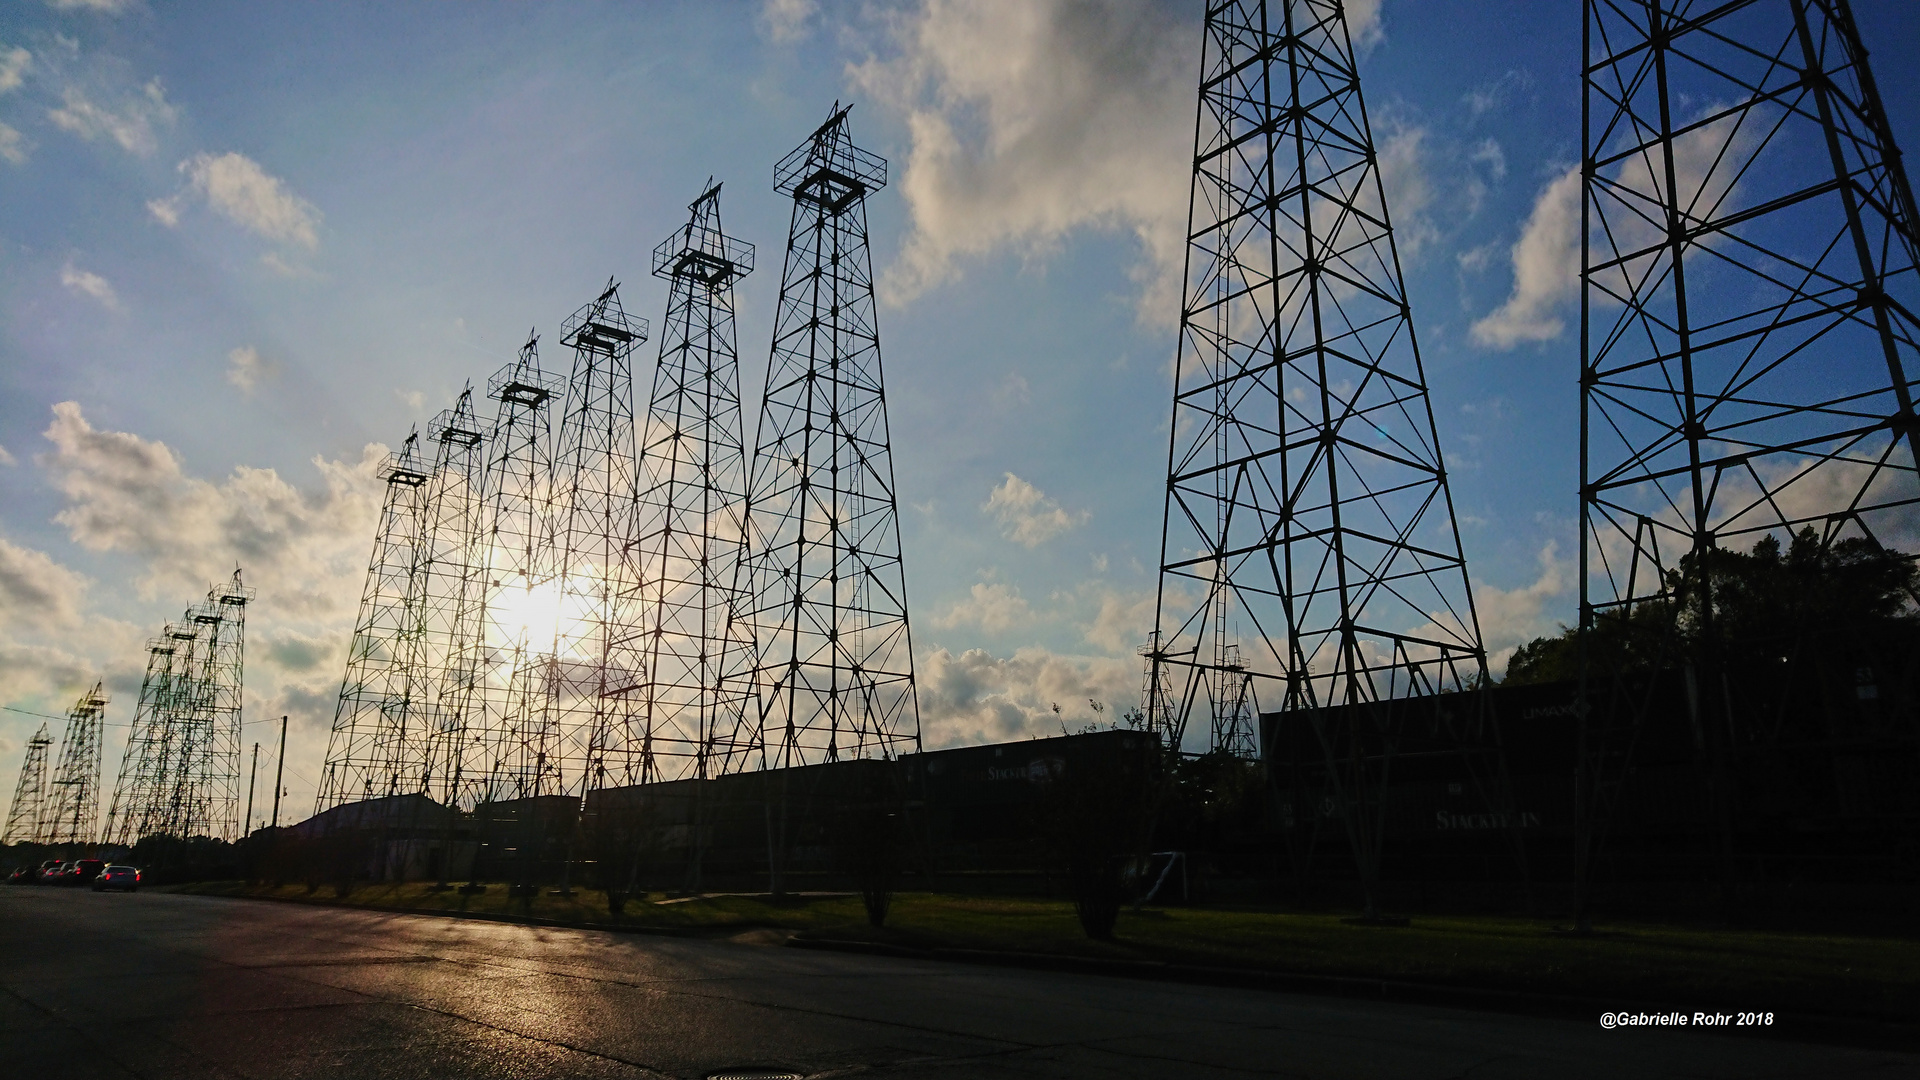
xmin=608 ymin=182 xmax=757 ymax=783
xmin=166 ymin=571 xmax=252 ymax=840
xmin=733 ymin=105 xmax=920 ymax=769
xmin=105 ymin=622 xmax=195 ymax=845
xmin=2 ymin=724 xmax=51 ymax=844
xmin=546 ymin=282 xmax=649 ymax=794
xmin=444 ymin=332 xmax=565 ymax=803
xmin=414 ymin=388 xmax=490 ymax=807
xmin=103 ymin=573 xmax=252 ymax=841
xmin=43 ymin=683 xmax=108 ymax=845
xmin=317 ymin=433 xmax=432 ymax=811
xmin=1143 ymin=1 xmax=1489 ymax=916
xmin=1577 ymin=0 xmax=1920 ymax=921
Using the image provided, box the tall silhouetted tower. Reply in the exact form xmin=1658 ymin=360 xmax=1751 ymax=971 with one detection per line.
xmin=44 ymin=683 xmax=108 ymax=845
xmin=1576 ymin=0 xmax=1920 ymax=923
xmin=733 ymin=106 xmax=920 ymax=769
xmin=610 ymin=182 xmax=758 ymax=783
xmin=1144 ymin=0 xmax=1488 ymax=917
xmin=546 ymin=282 xmax=649 ymax=795
xmin=2 ymin=723 xmax=51 ymax=845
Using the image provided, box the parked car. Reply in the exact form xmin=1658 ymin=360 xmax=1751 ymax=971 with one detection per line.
xmin=37 ymin=860 xmax=69 ymax=884
xmin=61 ymin=859 xmax=105 ymax=886
xmin=90 ymin=865 xmax=139 ymax=892
xmin=7 ymin=865 xmax=39 ymax=884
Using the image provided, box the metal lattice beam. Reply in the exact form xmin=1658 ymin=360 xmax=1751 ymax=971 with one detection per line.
xmin=608 ymin=182 xmax=759 ymax=783
xmin=2 ymin=723 xmax=51 ymax=845
xmin=1145 ymin=0 xmax=1489 ymax=917
xmin=104 ymin=571 xmax=251 ymax=842
xmin=43 ymin=682 xmax=108 ymax=845
xmin=545 ymin=282 xmax=650 ymax=795
xmin=317 ymin=434 xmax=433 ymax=812
xmin=733 ymin=105 xmax=921 ymax=769
xmin=1575 ymin=0 xmax=1920 ymax=924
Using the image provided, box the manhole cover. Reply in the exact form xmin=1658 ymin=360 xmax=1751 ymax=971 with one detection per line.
xmin=706 ymin=1073 xmax=802 ymax=1080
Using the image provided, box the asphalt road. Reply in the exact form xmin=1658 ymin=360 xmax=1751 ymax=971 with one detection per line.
xmin=1 ymin=887 xmax=1911 ymax=1079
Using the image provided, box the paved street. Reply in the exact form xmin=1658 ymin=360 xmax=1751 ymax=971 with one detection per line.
xmin=1 ymin=887 xmax=1910 ymax=1079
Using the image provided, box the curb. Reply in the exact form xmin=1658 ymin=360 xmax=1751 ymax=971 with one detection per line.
xmin=784 ymin=936 xmax=1920 ymax=1052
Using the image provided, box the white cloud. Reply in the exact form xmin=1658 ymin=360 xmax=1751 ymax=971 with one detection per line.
xmin=1082 ymin=587 xmax=1156 ymax=655
xmin=0 ymin=445 xmax=16 ymax=466
xmin=144 ymin=195 xmax=178 ymax=226
xmin=47 ymin=78 xmax=176 ymax=156
xmin=760 ymin=0 xmax=817 ymax=43
xmin=59 ymin=261 xmax=119 ymax=310
xmin=0 ymin=45 xmax=30 ymax=94
xmin=1347 ymin=0 xmax=1385 ymax=51
xmin=0 ymin=122 xmax=26 ymax=165
xmin=917 ymin=644 xmax=1137 ymax=748
xmin=1473 ymin=541 xmax=1573 ymax=675
xmin=153 ymin=152 xmax=322 ymax=250
xmin=225 ymin=345 xmax=272 ymax=394
xmin=1376 ymin=120 xmax=1436 ymax=256
xmin=1474 ymin=111 xmax=1746 ymax=350
xmin=1464 ymin=69 xmax=1532 ymax=118
xmin=1469 ymin=137 xmax=1507 ymax=181
xmin=982 ymin=472 xmax=1087 ymax=547
xmin=936 ymin=581 xmax=1034 ymax=634
xmin=39 ymin=401 xmax=386 ymax=619
xmin=395 ymin=388 xmax=425 ymax=411
xmin=1470 ymin=166 xmax=1580 ymax=348
xmin=0 ymin=535 xmax=90 ymax=630
xmin=852 ymin=0 xmax=1197 ymax=322
xmin=49 ymin=0 xmax=137 ymax=12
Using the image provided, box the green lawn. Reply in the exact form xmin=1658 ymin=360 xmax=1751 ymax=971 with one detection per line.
xmin=170 ymin=882 xmax=1916 ymax=1020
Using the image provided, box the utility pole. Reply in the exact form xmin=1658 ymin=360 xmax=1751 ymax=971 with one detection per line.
xmin=270 ymin=716 xmax=287 ymax=829
xmin=245 ymin=742 xmax=259 ymax=835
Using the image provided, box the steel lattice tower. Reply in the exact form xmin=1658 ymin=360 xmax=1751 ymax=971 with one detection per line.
xmin=43 ymin=682 xmax=108 ymax=845
xmin=1577 ymin=0 xmax=1920 ymax=919
xmin=415 ymin=388 xmax=490 ymax=807
xmin=462 ymin=334 xmax=565 ymax=802
xmin=104 ymin=573 xmax=252 ymax=841
xmin=169 ymin=571 xmax=251 ymax=840
xmin=2 ymin=723 xmax=51 ymax=844
xmin=734 ymin=105 xmax=920 ymax=769
xmin=608 ymin=182 xmax=758 ymax=783
xmin=546 ymin=282 xmax=649 ymax=795
xmin=106 ymin=622 xmax=194 ymax=845
xmin=318 ymin=433 xmax=432 ymax=811
xmin=1144 ymin=0 xmax=1488 ymax=914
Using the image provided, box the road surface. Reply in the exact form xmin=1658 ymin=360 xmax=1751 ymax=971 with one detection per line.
xmin=0 ymin=887 xmax=1909 ymax=1078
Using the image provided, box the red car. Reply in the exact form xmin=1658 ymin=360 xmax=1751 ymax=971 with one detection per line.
xmin=90 ymin=865 xmax=140 ymax=892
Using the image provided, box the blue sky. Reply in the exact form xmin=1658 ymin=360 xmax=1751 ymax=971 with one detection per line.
xmin=3 ymin=0 xmax=1917 ymax=817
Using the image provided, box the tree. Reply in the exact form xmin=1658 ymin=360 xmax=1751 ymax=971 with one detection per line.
xmin=1501 ymin=529 xmax=1917 ymax=685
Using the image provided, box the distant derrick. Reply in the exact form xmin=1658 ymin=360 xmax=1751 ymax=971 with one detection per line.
xmin=104 ymin=570 xmax=252 ymax=843
xmin=730 ymin=106 xmax=921 ymax=769
xmin=608 ymin=182 xmax=758 ymax=782
xmin=2 ymin=723 xmax=51 ymax=845
xmin=43 ymin=683 xmax=108 ymax=845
